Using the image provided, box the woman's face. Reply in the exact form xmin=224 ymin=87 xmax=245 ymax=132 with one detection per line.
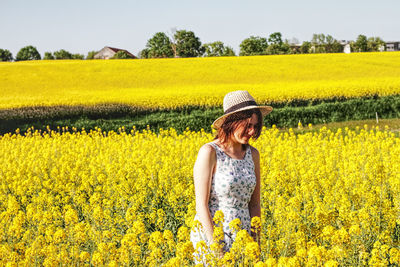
xmin=231 ymin=113 xmax=258 ymax=145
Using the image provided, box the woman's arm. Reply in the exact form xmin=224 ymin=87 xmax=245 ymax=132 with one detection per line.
xmin=193 ymin=144 xmax=216 ymax=244
xmin=249 ymin=147 xmax=261 ymax=240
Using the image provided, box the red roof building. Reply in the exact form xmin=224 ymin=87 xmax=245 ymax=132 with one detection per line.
xmin=94 ymin=46 xmax=137 ymax=59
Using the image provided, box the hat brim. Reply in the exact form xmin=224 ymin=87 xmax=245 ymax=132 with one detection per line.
xmin=212 ymin=105 xmax=273 ymax=129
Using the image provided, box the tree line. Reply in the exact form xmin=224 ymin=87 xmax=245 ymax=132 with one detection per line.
xmin=0 ymin=31 xmax=387 ymax=62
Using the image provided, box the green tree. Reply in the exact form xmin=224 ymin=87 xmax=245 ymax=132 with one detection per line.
xmin=300 ymin=41 xmax=311 ymax=54
xmin=72 ymin=54 xmax=84 ymax=60
xmin=145 ymin=32 xmax=174 ymax=58
xmin=331 ymin=40 xmax=344 ymax=53
xmin=0 ymin=49 xmax=13 ymax=61
xmin=309 ymin=33 xmax=343 ymax=53
xmin=367 ymin=37 xmax=385 ymax=52
xmin=265 ymin=42 xmax=290 ymax=55
xmin=139 ymin=48 xmax=150 ymax=59
xmin=16 ymin=46 xmax=41 ymax=61
xmin=43 ymin=52 xmax=55 ymax=60
xmin=268 ymin=32 xmax=283 ymax=46
xmin=202 ymin=41 xmax=235 ymax=57
xmin=352 ymin=35 xmax=368 ymax=52
xmin=111 ymin=51 xmax=133 ymax=59
xmin=239 ymin=36 xmax=268 ymax=56
xmin=325 ymin=35 xmax=343 ymax=53
xmin=86 ymin=51 xmax=98 ymax=59
xmin=53 ymin=49 xmax=73 ymax=59
xmin=266 ymin=32 xmax=290 ymax=55
xmin=311 ymin=33 xmax=327 ymax=53
xmin=174 ymin=30 xmax=204 ymax=57
xmin=325 ymin=35 xmax=335 ymax=53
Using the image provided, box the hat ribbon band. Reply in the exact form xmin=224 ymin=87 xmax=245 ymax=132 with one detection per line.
xmin=224 ymin=100 xmax=257 ymax=114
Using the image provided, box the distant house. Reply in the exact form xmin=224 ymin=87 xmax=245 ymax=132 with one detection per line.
xmin=338 ymin=40 xmax=351 ymax=54
xmin=338 ymin=40 xmax=351 ymax=53
xmin=94 ymin=46 xmax=137 ymax=59
xmin=291 ymin=40 xmax=352 ymax=54
xmin=386 ymin=42 xmax=400 ymax=52
xmin=289 ymin=43 xmax=302 ymax=54
xmin=343 ymin=44 xmax=351 ymax=54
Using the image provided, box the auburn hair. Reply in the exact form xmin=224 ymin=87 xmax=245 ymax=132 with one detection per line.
xmin=214 ymin=108 xmax=263 ymax=147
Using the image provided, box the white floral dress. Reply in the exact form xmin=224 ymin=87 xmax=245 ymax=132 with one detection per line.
xmin=190 ymin=141 xmax=257 ymax=255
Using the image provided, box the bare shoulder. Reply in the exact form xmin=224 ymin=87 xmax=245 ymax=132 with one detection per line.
xmin=249 ymin=145 xmax=260 ymax=163
xmin=197 ymin=143 xmax=217 ymax=161
xmin=194 ymin=143 xmax=217 ymax=176
xmin=249 ymin=145 xmax=260 ymax=157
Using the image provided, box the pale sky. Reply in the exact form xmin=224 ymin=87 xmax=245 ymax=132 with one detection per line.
xmin=1 ymin=0 xmax=399 ymax=57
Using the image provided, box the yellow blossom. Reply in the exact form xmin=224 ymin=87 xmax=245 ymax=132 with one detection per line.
xmin=229 ymin=218 xmax=242 ymax=233
xmin=213 ymin=210 xmax=225 ymax=227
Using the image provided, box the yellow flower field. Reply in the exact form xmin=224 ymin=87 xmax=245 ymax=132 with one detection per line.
xmin=1 ymin=126 xmax=400 ymax=266
xmin=1 ymin=52 xmax=400 ymax=109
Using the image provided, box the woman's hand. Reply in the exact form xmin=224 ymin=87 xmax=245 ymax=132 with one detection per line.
xmin=210 ymin=241 xmax=224 ymax=259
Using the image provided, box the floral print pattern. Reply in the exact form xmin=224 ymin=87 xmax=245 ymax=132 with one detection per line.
xmin=191 ymin=141 xmax=256 ymax=254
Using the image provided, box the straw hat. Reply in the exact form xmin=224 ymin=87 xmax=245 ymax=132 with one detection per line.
xmin=212 ymin=90 xmax=273 ymax=129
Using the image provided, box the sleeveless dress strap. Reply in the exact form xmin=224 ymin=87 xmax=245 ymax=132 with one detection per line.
xmin=245 ymin=145 xmax=251 ymax=159
xmin=208 ymin=142 xmax=218 ymax=150
xmin=208 ymin=142 xmax=221 ymax=160
xmin=209 ymin=142 xmax=251 ymax=161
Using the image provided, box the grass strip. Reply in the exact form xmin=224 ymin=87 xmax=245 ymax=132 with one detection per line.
xmin=1 ymin=95 xmax=399 ymax=135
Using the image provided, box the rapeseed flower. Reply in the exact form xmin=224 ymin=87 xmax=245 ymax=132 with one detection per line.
xmin=0 ymin=126 xmax=399 ymax=265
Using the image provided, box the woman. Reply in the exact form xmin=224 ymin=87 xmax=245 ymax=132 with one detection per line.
xmin=190 ymin=90 xmax=273 ymax=262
